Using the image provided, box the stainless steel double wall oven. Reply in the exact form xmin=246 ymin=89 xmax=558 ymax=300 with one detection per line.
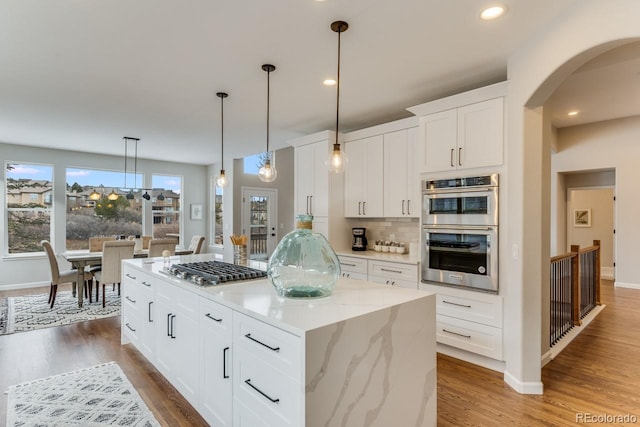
xmin=421 ymin=174 xmax=499 ymax=293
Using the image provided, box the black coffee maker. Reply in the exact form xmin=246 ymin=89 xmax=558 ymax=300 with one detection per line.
xmin=352 ymin=227 xmax=367 ymax=251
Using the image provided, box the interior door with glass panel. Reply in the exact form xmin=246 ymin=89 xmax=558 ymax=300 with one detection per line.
xmin=241 ymin=188 xmax=278 ymax=261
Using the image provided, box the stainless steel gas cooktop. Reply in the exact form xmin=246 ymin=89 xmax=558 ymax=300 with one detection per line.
xmin=167 ymin=260 xmax=267 ymax=286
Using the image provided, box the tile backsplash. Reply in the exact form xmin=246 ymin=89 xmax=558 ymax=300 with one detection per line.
xmin=347 ymin=217 xmax=420 ymax=249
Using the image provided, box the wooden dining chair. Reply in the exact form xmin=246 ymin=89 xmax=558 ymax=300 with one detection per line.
xmin=148 ymin=239 xmax=176 ymax=257
xmin=93 ymin=240 xmax=135 ymax=307
xmin=41 ymin=240 xmax=92 ymax=308
xmin=188 ymin=235 xmax=205 ymax=254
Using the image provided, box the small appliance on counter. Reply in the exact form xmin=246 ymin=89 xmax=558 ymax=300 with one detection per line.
xmin=352 ymin=227 xmax=367 ymax=251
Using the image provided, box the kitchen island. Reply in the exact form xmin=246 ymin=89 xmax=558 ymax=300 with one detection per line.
xmin=121 ymin=254 xmax=436 ymax=427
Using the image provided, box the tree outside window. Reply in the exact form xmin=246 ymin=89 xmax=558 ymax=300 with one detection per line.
xmin=66 ymin=168 xmax=143 ymax=250
xmin=6 ymin=163 xmax=53 ymax=254
xmin=152 ymin=175 xmax=182 ymax=241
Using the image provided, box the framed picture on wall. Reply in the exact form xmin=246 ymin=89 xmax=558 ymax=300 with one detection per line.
xmin=573 ymin=208 xmax=591 ymax=227
xmin=191 ymin=203 xmax=203 ymax=220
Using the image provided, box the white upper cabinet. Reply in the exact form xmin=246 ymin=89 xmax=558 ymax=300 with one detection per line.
xmin=344 ymin=135 xmax=384 ymax=217
xmin=294 ymin=142 xmax=328 ymax=217
xmin=383 ymin=127 xmax=421 ymax=217
xmin=408 ymin=81 xmax=507 ymax=174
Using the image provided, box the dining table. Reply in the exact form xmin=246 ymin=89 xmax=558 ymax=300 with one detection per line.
xmin=62 ymin=247 xmax=193 ymax=307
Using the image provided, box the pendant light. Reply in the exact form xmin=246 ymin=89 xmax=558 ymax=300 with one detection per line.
xmin=258 ymin=64 xmax=277 ymax=183
xmin=216 ymin=91 xmax=229 ymax=188
xmin=89 ymin=188 xmax=101 ymax=200
xmin=327 ymin=20 xmax=349 ymax=174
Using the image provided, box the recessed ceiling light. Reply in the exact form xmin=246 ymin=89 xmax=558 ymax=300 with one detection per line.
xmin=568 ymin=110 xmax=579 ymax=116
xmin=480 ymin=5 xmax=507 ymax=20
xmin=323 ymin=79 xmax=336 ymax=86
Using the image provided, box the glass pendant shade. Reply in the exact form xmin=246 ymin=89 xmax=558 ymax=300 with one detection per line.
xmin=89 ymin=189 xmax=101 ymax=200
xmin=126 ymin=190 xmax=135 ymax=200
xmin=268 ymin=214 xmax=340 ymax=298
xmin=107 ymin=190 xmax=119 ymax=201
xmin=157 ymin=192 xmax=165 ymax=201
xmin=327 ymin=143 xmax=348 ymax=174
xmin=216 ymin=169 xmax=228 ymax=188
xmin=258 ymin=158 xmax=277 ymax=183
xmin=142 ymin=191 xmax=151 ymax=201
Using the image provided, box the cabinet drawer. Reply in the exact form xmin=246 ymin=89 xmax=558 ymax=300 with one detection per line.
xmin=436 ymin=315 xmax=502 ymax=360
xmin=338 ymin=256 xmax=367 ymax=274
xmin=233 ymin=399 xmax=271 ymax=427
xmin=368 ymin=275 xmax=417 ymax=289
xmin=233 ymin=312 xmax=301 ymax=380
xmin=122 ymin=310 xmax=140 ymax=343
xmin=368 ymin=260 xmax=418 ymax=281
xmin=436 ymin=293 xmax=502 ymax=328
xmin=234 ymin=350 xmax=301 ymax=427
xmin=200 ymin=297 xmax=233 ymax=334
xmin=340 ymin=271 xmax=367 ymax=281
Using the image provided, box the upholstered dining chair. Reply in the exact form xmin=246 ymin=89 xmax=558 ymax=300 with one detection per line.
xmin=148 ymin=238 xmax=176 ymax=257
xmin=188 ymin=235 xmax=205 ymax=254
xmin=41 ymin=240 xmax=92 ymax=308
xmin=93 ymin=240 xmax=135 ymax=307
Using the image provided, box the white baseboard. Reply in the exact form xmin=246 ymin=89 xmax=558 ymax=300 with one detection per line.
xmin=601 ymin=267 xmax=614 ymax=280
xmin=503 ymin=370 xmax=544 ymax=395
xmin=614 ymin=281 xmax=640 ymax=289
xmin=541 ymin=350 xmax=553 ymax=367
xmin=436 ymin=343 xmax=505 ymax=373
xmin=0 ymin=281 xmax=49 ymax=291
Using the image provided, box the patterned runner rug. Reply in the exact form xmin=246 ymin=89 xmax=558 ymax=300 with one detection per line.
xmin=6 ymin=362 xmax=160 ymax=426
xmin=3 ymin=288 xmax=120 ymax=335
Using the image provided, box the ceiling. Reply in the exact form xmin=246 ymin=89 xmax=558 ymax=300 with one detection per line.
xmin=0 ymin=0 xmax=587 ymax=165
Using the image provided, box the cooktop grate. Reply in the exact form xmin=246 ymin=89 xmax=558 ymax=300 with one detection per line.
xmin=168 ymin=260 xmax=267 ymax=286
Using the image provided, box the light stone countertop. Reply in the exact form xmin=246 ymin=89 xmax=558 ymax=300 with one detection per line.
xmin=123 ymin=253 xmax=432 ymax=336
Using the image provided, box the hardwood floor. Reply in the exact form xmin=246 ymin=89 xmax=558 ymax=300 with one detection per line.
xmin=1 ymin=280 xmax=638 ymax=426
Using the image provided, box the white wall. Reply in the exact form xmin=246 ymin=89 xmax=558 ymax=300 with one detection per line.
xmin=0 ymin=142 xmax=208 ymax=289
xmin=505 ymin=0 xmax=640 ymax=393
xmin=554 ymin=117 xmax=640 ymax=286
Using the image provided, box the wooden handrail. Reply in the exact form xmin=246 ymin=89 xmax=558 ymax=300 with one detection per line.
xmin=551 ymin=252 xmax=576 ymax=263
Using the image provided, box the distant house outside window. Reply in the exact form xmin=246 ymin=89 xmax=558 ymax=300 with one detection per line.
xmin=5 ymin=163 xmax=53 ymax=254
xmin=65 ymin=167 xmax=143 ymax=250
xmin=152 ymin=175 xmax=182 ymax=241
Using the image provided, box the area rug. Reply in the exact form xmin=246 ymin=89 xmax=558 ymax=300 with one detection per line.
xmin=6 ymin=361 xmax=160 ymax=426
xmin=3 ymin=288 xmax=120 ymax=335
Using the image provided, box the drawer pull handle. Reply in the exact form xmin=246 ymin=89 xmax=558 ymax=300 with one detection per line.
xmin=125 ymin=296 xmax=136 ymax=304
xmin=244 ymin=379 xmax=280 ymax=403
xmin=442 ymin=300 xmax=472 ymax=308
xmin=167 ymin=313 xmax=172 ymax=337
xmin=245 ymin=333 xmax=280 ymax=352
xmin=442 ymin=329 xmax=471 ymax=339
xmin=170 ymin=314 xmax=176 ymax=339
xmin=125 ymin=323 xmax=136 ymax=332
xmin=148 ymin=302 xmax=153 ymax=323
xmin=142 ymin=281 xmax=152 ymax=287
xmin=205 ymin=313 xmax=223 ymax=322
xmin=340 ymin=263 xmax=356 ymax=267
xmin=125 ymin=273 xmax=136 ymax=280
xmin=380 ymin=268 xmax=402 ymax=274
xmin=223 ymin=347 xmax=230 ymax=379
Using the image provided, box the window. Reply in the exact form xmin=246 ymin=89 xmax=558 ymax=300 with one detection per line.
xmin=6 ymin=163 xmax=53 ymax=254
xmin=151 ymin=175 xmax=182 ymax=240
xmin=66 ymin=168 xmax=143 ymax=250
xmin=214 ymin=185 xmax=223 ymax=245
xmin=243 ymin=152 xmax=275 ymax=175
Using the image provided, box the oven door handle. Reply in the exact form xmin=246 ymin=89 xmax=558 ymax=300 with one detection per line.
xmin=423 ymin=187 xmax=495 ymax=196
xmin=424 ymin=226 xmax=495 ymax=232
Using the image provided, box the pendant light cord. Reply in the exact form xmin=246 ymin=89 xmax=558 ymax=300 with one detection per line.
xmin=266 ymin=68 xmax=271 ymax=155
xmin=220 ymin=95 xmax=224 ymax=170
xmin=336 ymin=28 xmax=341 ymax=146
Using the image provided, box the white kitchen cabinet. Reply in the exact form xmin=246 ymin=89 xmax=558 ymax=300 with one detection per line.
xmin=199 ymin=298 xmax=233 ymax=426
xmin=290 ymin=131 xmax=349 ymax=251
xmin=344 ymin=135 xmax=384 ymax=217
xmin=154 ymin=280 xmax=200 ymax=405
xmin=419 ymin=282 xmax=503 ymax=360
xmin=122 ymin=270 xmax=155 ymax=361
xmin=294 ymin=141 xmax=328 ymax=217
xmin=368 ymin=259 xmax=418 ymax=289
xmin=383 ymin=127 xmax=421 ymax=217
xmin=338 ymin=255 xmax=368 ymax=280
xmin=420 ymin=98 xmax=503 ymax=173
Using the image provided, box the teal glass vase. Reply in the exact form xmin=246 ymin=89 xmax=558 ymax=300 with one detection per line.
xmin=267 ymin=214 xmax=341 ymax=298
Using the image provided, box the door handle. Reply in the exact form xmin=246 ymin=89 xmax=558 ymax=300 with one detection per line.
xmin=450 ymin=148 xmax=454 ymax=167
xmin=148 ymin=301 xmax=153 ymax=323
xmin=459 ymin=147 xmax=462 ymax=166
xmin=358 ymin=201 xmax=362 ymax=215
xmin=407 ymin=200 xmax=411 ymax=215
xmin=223 ymin=347 xmax=230 ymax=379
xmin=363 ymin=201 xmax=366 ymax=215
xmin=170 ymin=315 xmax=176 ymax=339
xmin=306 ymin=196 xmax=310 ymax=215
xmin=402 ymin=200 xmax=405 ymax=215
xmin=167 ymin=313 xmax=172 ymax=337
xmin=309 ymin=195 xmax=313 ymax=215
